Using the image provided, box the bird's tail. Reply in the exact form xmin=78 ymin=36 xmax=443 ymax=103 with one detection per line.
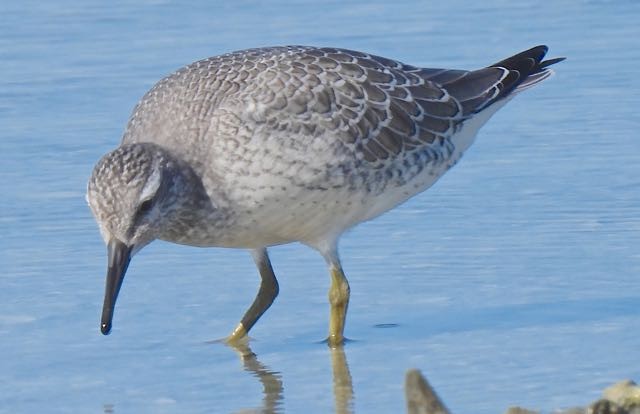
xmin=489 ymin=45 xmax=566 ymax=94
xmin=429 ymin=45 xmax=565 ymax=116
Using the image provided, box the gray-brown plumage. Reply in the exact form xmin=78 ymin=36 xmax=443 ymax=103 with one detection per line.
xmin=87 ymin=45 xmax=563 ymax=345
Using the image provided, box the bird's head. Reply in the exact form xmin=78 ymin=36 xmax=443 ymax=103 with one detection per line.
xmin=87 ymin=142 xmax=204 ymax=335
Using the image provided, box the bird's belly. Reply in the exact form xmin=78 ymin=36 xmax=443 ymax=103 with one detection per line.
xmin=210 ymin=158 xmax=458 ymax=249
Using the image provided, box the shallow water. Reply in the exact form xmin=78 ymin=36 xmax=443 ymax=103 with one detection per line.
xmin=2 ymin=1 xmax=639 ymax=413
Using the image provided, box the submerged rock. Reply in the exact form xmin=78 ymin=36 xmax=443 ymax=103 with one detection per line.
xmin=504 ymin=407 xmax=539 ymax=414
xmin=602 ymin=380 xmax=640 ymax=413
xmin=405 ymin=369 xmax=450 ymax=414
xmin=404 ymin=371 xmax=640 ymax=414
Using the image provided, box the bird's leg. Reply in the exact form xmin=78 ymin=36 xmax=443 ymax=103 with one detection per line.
xmin=227 ymin=248 xmax=279 ymax=344
xmin=327 ymin=259 xmax=350 ymax=347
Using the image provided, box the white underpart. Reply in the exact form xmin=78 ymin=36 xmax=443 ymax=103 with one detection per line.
xmin=450 ymin=97 xmax=512 ymax=159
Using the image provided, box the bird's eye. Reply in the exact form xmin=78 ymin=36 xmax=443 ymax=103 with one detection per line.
xmin=138 ymin=199 xmax=153 ymax=215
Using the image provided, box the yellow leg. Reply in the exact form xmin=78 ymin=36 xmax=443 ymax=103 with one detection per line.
xmin=227 ymin=323 xmax=248 ymax=344
xmin=328 ymin=264 xmax=350 ymax=347
xmin=226 ymin=248 xmax=279 ymax=344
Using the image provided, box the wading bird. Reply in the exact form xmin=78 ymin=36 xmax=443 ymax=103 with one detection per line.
xmin=87 ymin=45 xmax=563 ymax=346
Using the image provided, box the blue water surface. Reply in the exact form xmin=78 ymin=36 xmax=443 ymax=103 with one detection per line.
xmin=1 ymin=1 xmax=639 ymax=413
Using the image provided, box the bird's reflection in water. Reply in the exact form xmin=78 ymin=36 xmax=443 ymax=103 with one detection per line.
xmin=227 ymin=340 xmax=285 ymax=414
xmin=330 ymin=346 xmax=354 ymax=414
xmin=225 ymin=340 xmax=355 ymax=414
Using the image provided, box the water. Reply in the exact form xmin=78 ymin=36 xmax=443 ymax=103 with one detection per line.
xmin=1 ymin=1 xmax=639 ymax=413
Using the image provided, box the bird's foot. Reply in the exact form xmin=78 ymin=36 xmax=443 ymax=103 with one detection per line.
xmin=324 ymin=334 xmax=355 ymax=348
xmin=225 ymin=323 xmax=249 ymax=346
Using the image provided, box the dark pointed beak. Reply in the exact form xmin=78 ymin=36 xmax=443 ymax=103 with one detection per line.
xmin=101 ymin=239 xmax=133 ymax=335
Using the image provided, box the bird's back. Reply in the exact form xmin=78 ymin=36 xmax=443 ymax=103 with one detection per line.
xmin=120 ymin=46 xmax=561 ymax=246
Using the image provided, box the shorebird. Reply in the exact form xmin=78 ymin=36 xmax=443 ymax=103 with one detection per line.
xmin=87 ymin=45 xmax=563 ymax=346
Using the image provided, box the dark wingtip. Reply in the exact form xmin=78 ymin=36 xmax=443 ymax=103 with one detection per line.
xmin=449 ymin=45 xmax=564 ymax=115
xmin=540 ymin=56 xmax=566 ymax=68
xmin=529 ymin=44 xmax=549 ymax=61
xmin=490 ymin=45 xmax=565 ymax=72
xmin=101 ymin=321 xmax=112 ymax=335
xmin=490 ymin=45 xmax=544 ymax=68
xmin=485 ymin=45 xmax=564 ymax=98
